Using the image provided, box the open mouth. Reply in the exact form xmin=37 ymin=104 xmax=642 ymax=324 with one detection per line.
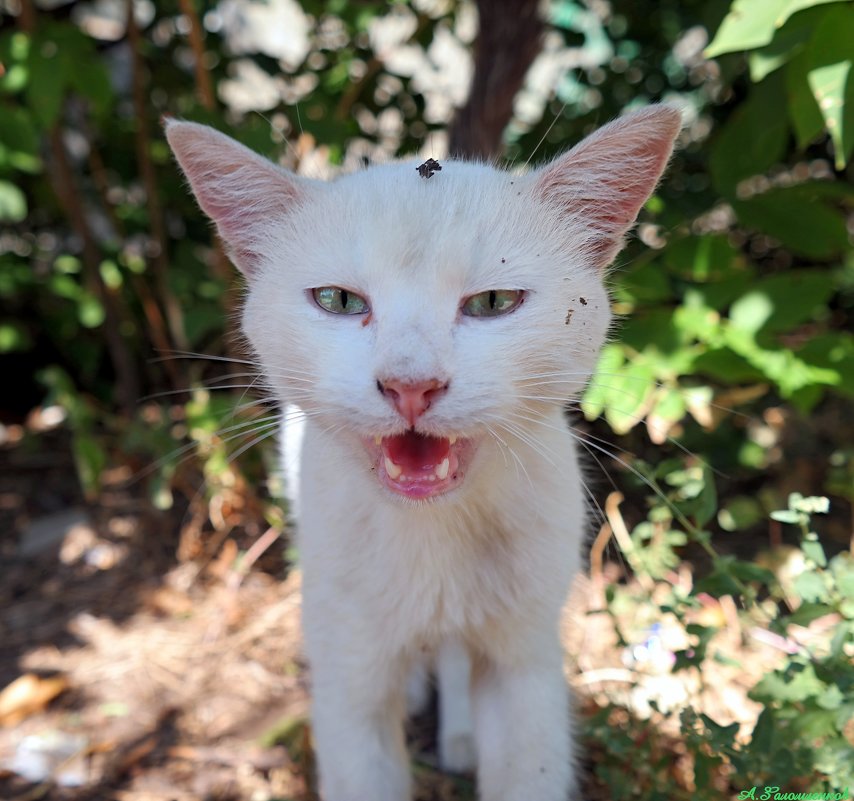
xmin=365 ymin=430 xmax=471 ymax=500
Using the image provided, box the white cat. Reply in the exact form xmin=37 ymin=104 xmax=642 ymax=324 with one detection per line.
xmin=165 ymin=106 xmax=680 ymax=801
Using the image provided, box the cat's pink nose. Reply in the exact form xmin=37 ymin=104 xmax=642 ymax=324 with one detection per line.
xmin=377 ymin=378 xmax=449 ymax=426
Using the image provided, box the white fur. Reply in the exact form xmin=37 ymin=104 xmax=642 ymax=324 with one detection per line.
xmin=165 ymin=106 xmax=681 ymax=801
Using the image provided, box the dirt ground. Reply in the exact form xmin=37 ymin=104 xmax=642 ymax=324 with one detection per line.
xmin=0 ymin=421 xmax=808 ymax=801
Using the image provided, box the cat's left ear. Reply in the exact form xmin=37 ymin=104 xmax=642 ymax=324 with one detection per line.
xmin=164 ymin=119 xmax=307 ymax=277
xmin=532 ymin=105 xmax=682 ymax=270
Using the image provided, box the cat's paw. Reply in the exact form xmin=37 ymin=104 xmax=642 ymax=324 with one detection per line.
xmin=439 ymin=731 xmax=477 ymax=774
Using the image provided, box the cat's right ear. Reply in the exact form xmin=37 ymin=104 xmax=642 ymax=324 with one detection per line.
xmin=164 ymin=120 xmax=304 ymax=277
xmin=531 ymin=105 xmax=682 ymax=271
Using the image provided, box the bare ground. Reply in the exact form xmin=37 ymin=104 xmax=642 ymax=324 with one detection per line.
xmin=0 ymin=422 xmax=808 ymax=801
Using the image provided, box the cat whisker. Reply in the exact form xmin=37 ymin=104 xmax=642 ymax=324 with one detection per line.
xmin=152 ymin=349 xmax=256 ymax=366
xmin=493 ymin=412 xmax=608 ymax=531
xmin=482 ymin=423 xmax=534 ymax=492
xmin=153 ymin=349 xmax=322 ymax=385
xmin=220 ymin=422 xmax=283 ymax=467
xmin=514 ymin=387 xmax=723 ymax=479
xmin=519 ymin=90 xmax=571 ymax=171
xmin=520 ymin=370 xmax=757 ymax=425
xmin=481 ymin=424 xmax=511 ymax=470
xmin=564 ymin=401 xmax=724 ymax=479
xmin=501 ymin=407 xmax=704 ymax=537
xmin=131 ymin=413 xmax=283 ymax=484
xmin=140 ymin=381 xmax=272 ymax=403
xmin=494 ymin=417 xmax=561 ymax=470
xmin=569 ymin=431 xmax=707 ymax=539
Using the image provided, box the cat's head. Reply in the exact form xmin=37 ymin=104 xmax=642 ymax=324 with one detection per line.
xmin=165 ymin=108 xmax=680 ymax=503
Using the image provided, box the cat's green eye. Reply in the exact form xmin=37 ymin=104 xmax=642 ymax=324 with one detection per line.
xmin=312 ymin=286 xmax=370 ymax=315
xmin=461 ymin=289 xmax=524 ymax=318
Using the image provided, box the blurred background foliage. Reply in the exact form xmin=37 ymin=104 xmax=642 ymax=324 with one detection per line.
xmin=1 ymin=0 xmax=853 ymax=797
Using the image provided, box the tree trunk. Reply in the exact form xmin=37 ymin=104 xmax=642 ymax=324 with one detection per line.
xmin=447 ymin=0 xmax=544 ymax=161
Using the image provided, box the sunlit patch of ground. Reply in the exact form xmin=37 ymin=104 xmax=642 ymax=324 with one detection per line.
xmin=0 ymin=428 xmax=807 ymax=801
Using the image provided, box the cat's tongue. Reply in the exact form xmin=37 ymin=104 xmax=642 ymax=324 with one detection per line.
xmin=378 ymin=430 xmax=459 ymax=498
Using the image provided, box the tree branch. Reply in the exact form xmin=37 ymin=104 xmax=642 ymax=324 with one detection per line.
xmin=48 ymin=127 xmax=140 ymax=412
xmin=127 ymin=0 xmax=188 ymax=355
xmin=447 ymin=0 xmax=544 ymax=160
xmin=177 ymin=0 xmax=216 ymax=110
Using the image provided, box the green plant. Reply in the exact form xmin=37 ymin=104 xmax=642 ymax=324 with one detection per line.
xmin=588 ymin=493 xmax=854 ymax=798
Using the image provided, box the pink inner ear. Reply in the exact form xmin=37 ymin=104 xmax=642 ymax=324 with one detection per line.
xmin=165 ymin=121 xmax=300 ymax=276
xmin=535 ymin=106 xmax=681 ymax=269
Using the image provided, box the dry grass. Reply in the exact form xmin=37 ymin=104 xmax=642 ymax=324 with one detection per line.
xmin=1 ymin=433 xmax=795 ymax=801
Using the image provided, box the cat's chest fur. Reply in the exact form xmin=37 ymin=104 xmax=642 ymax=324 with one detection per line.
xmin=296 ymin=413 xmax=583 ymax=654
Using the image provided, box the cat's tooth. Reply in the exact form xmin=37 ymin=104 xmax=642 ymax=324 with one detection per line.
xmin=384 ymin=456 xmax=403 ymax=480
xmin=449 ymin=436 xmax=457 ymax=445
xmin=435 ymin=458 xmax=450 ymax=481
xmin=374 ymin=435 xmax=382 ymax=446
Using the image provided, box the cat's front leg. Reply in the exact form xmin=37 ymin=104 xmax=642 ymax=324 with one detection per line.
xmin=309 ymin=650 xmax=411 ymax=801
xmin=473 ymin=654 xmax=573 ymax=801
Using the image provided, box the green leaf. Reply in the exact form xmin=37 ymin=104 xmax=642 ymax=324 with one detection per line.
xmin=27 ymin=39 xmax=65 ymax=128
xmin=794 ymin=570 xmax=829 ymax=603
xmin=801 ymin=539 xmax=827 ymax=567
xmin=732 ymin=191 xmax=849 ymax=259
xmin=26 ymin=24 xmax=114 ymax=128
xmin=0 ymin=321 xmax=32 ymax=352
xmin=786 ymin=48 xmax=828 ymax=147
xmin=673 ymin=291 xmax=721 ymax=343
xmin=693 ymin=347 xmax=765 ymax=383
xmin=706 ymin=0 xmax=849 ymax=57
xmin=748 ymin=5 xmax=823 ymax=81
xmin=710 ymin=73 xmax=789 ymax=195
xmin=613 ymin=258 xmax=673 ymax=305
xmin=792 ymin=708 xmax=839 ymax=739
xmin=718 ymin=496 xmax=764 ymax=531
xmin=706 ymin=0 xmax=790 ymax=58
xmin=777 ymin=0 xmax=851 ymax=27
xmin=0 ymin=31 xmax=30 ymax=94
xmin=621 ymin=309 xmax=690 ymax=359
xmin=68 ymin=54 xmax=113 ymax=120
xmin=662 ymin=235 xmax=742 ymax=283
xmin=786 ymin=601 xmax=834 ymax=626
xmin=790 ymin=493 xmax=830 ymax=514
xmin=816 ymin=683 xmax=843 ymax=710
xmin=727 ymin=559 xmax=776 ymax=584
xmin=751 ymin=661 xmax=825 ymax=703
xmin=804 ymin=3 xmax=854 ymax=167
xmin=732 ymin=269 xmax=835 ymax=337
xmin=0 ymin=106 xmax=40 ymax=160
xmin=830 ymin=554 xmax=854 ymax=599
xmin=582 ymin=344 xmax=624 ymax=420
xmin=78 ymin=293 xmax=105 ymax=328
xmin=603 ymin=360 xmax=655 ymax=435
xmin=797 ymin=333 xmax=854 ymax=397
xmin=650 ymin=387 xmax=686 ymax=423
xmin=700 ymin=714 xmax=740 ymax=748
xmin=750 ymin=706 xmax=779 ymax=753
xmin=0 ymin=180 xmax=27 ymax=222
xmin=729 ymin=291 xmax=773 ymax=335
xmin=72 ymin=433 xmax=107 ymax=498
xmin=692 ymin=479 xmax=718 ymax=528
xmin=695 ymin=556 xmax=771 ymax=597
